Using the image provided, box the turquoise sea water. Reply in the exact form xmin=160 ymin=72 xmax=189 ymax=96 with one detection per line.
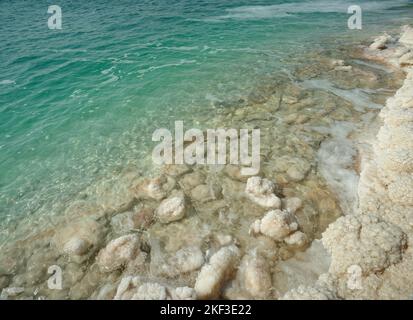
xmin=0 ymin=0 xmax=412 ymax=226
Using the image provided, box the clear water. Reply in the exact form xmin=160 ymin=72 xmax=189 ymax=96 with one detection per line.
xmin=0 ymin=0 xmax=412 ymax=226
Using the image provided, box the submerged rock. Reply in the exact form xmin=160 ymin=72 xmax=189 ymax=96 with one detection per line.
xmin=172 ymin=286 xmax=197 ymax=300
xmin=63 ymin=238 xmax=90 ymax=256
xmin=245 ymin=176 xmax=281 ymax=209
xmin=283 ymin=197 xmax=303 ymax=214
xmin=97 ymin=234 xmax=140 ymax=272
xmin=0 ymin=287 xmax=25 ymax=299
xmin=194 ymin=245 xmax=240 ymax=299
xmin=160 ymin=246 xmax=204 ymax=277
xmin=133 ymin=176 xmax=171 ymax=201
xmin=179 ymin=171 xmax=205 ymax=192
xmin=239 ymin=251 xmax=272 ymax=299
xmin=250 ymin=209 xmax=299 ymax=241
xmin=155 ymin=191 xmax=186 ymax=224
xmin=284 ymin=231 xmax=308 ymax=248
xmin=369 ymin=33 xmax=393 ymax=50
xmin=190 ymin=183 xmax=222 ymax=203
xmin=53 ymin=218 xmax=104 ymax=260
xmin=111 ymin=208 xmax=154 ymax=234
xmin=132 ymin=283 xmax=167 ymax=300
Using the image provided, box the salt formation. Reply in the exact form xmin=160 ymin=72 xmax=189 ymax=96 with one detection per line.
xmin=249 ymin=209 xmax=299 ymax=241
xmin=133 ymin=176 xmax=173 ymax=201
xmin=283 ymin=25 xmax=413 ymax=300
xmin=322 ymin=215 xmax=407 ymax=275
xmin=97 ymin=234 xmax=140 ymax=272
xmin=53 ymin=218 xmax=104 ymax=261
xmin=112 ymin=276 xmax=197 ymax=300
xmin=132 ymin=283 xmax=167 ymax=300
xmin=283 ymin=197 xmax=303 ymax=214
xmin=284 ymin=231 xmax=308 ymax=248
xmin=155 ymin=191 xmax=186 ymax=224
xmin=158 ymin=246 xmax=204 ymax=277
xmin=0 ymin=287 xmax=25 ymax=299
xmin=194 ymin=245 xmax=240 ymax=299
xmin=245 ymin=176 xmax=281 ymax=208
xmin=237 ymin=251 xmax=272 ymax=299
xmin=369 ymin=33 xmax=393 ymax=50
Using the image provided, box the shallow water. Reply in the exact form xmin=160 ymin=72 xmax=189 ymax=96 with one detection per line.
xmin=1 ymin=0 xmax=412 ymax=226
xmin=0 ymin=0 xmax=412 ymax=299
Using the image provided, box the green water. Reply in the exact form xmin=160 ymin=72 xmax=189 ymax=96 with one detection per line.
xmin=0 ymin=0 xmax=412 ymax=226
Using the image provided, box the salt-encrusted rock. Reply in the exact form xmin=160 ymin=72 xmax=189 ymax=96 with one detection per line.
xmin=132 ymin=283 xmax=167 ymax=300
xmin=215 ymin=234 xmax=234 ymax=247
xmin=399 ymin=51 xmax=413 ymax=66
xmin=370 ymin=33 xmax=393 ymax=50
xmin=113 ymin=276 xmax=134 ymax=300
xmin=155 ymin=191 xmax=186 ymax=224
xmin=53 ymin=218 xmax=103 ymax=259
xmin=322 ymin=215 xmax=407 ymax=275
xmin=245 ymin=176 xmax=281 ymax=209
xmin=162 ymin=164 xmax=192 ymax=177
xmin=161 ymin=246 xmax=204 ymax=276
xmin=284 ymin=231 xmax=308 ymax=248
xmin=281 ymin=27 xmax=413 ymax=301
xmin=249 ymin=219 xmax=261 ymax=236
xmin=280 ymin=284 xmax=337 ymax=300
xmin=0 ymin=287 xmax=25 ymax=299
xmin=194 ymin=245 xmax=240 ymax=299
xmin=190 ymin=183 xmax=222 ymax=203
xmin=286 ymin=166 xmax=307 ymax=182
xmin=63 ymin=237 xmax=90 ymax=256
xmin=377 ymin=125 xmax=413 ymax=150
xmin=376 ymin=146 xmax=413 ymax=173
xmin=388 ymin=176 xmax=413 ymax=205
xmin=111 ymin=212 xmax=138 ymax=235
xmin=381 ymin=106 xmax=413 ymax=126
xmin=97 ymin=235 xmax=140 ymax=272
xmin=330 ymin=59 xmax=344 ymax=67
xmin=224 ymin=165 xmax=255 ymax=181
xmin=179 ymin=171 xmax=205 ymax=192
xmin=239 ymin=251 xmax=272 ymax=299
xmin=399 ymin=25 xmax=413 ymax=47
xmin=283 ymin=95 xmax=299 ymax=104
xmin=111 ymin=208 xmax=154 ymax=234
xmin=283 ymin=197 xmax=303 ymax=214
xmin=0 ymin=276 xmax=10 ymax=290
xmin=393 ymin=46 xmax=410 ymax=59
xmin=335 ymin=65 xmax=352 ymax=72
xmin=133 ymin=177 xmax=168 ymax=201
xmin=95 ymin=283 xmax=117 ymax=300
xmin=172 ymin=287 xmax=197 ymax=300
xmin=251 ymin=210 xmax=298 ymax=241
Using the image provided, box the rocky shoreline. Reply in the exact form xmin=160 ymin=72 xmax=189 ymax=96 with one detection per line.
xmin=0 ymin=27 xmax=412 ymax=300
xmin=283 ymin=26 xmax=413 ymax=300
